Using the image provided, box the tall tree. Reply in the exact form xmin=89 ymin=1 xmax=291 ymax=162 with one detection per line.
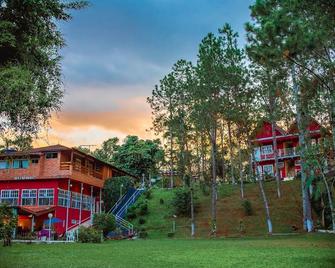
xmin=0 ymin=0 xmax=87 ymax=136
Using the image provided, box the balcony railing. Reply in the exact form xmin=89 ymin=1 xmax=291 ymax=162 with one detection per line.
xmin=258 ymin=147 xmax=299 ymax=161
xmin=60 ymin=162 xmax=103 ymax=180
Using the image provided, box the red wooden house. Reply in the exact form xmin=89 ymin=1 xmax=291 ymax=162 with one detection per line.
xmin=252 ymin=120 xmax=323 ymax=179
xmin=0 ymin=144 xmax=134 ymax=237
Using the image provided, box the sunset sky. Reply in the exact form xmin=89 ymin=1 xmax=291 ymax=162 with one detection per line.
xmin=35 ymin=0 xmax=254 ymax=148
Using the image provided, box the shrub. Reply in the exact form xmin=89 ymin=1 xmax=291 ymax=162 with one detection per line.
xmin=138 ymin=203 xmax=148 ymax=216
xmin=138 ymin=218 xmax=146 ymax=225
xmin=171 ymin=188 xmax=197 ymax=217
xmin=200 ymin=181 xmax=210 ymax=196
xmin=241 ymin=200 xmax=253 ymax=216
xmin=167 ymin=232 xmax=175 ymax=238
xmin=126 ymin=206 xmax=137 ymax=220
xmin=144 ymin=190 xmax=152 ymax=199
xmin=159 ymin=198 xmax=164 ymax=205
xmin=93 ymin=213 xmax=116 ymax=237
xmin=138 ymin=231 xmax=148 ymax=239
xmin=78 ymin=227 xmax=101 ymax=243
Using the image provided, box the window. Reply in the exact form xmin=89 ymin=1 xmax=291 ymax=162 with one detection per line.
xmin=45 ymin=152 xmax=58 ymax=159
xmin=31 ymin=159 xmax=39 ymax=164
xmin=0 ymin=160 xmax=9 ymax=169
xmin=13 ymin=159 xmax=29 ymax=169
xmin=58 ymin=189 xmax=70 ymax=207
xmin=21 ymin=189 xmax=37 ymax=206
xmin=261 ymin=145 xmax=273 ymax=155
xmin=82 ymin=195 xmax=91 ymax=211
xmin=295 ymin=160 xmax=301 ymax=166
xmin=253 ymin=147 xmax=261 ymax=161
xmin=263 ymin=164 xmax=274 ymax=175
xmin=38 ymin=189 xmax=54 ymax=206
xmin=71 ymin=192 xmax=81 ymax=209
xmin=0 ymin=190 xmax=19 ymax=206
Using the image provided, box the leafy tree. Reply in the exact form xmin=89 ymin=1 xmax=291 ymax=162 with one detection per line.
xmin=93 ymin=137 xmax=120 ymax=164
xmin=0 ymin=204 xmax=17 ymax=246
xmin=0 ymin=134 xmax=32 ymax=151
xmin=93 ymin=213 xmax=116 ymax=237
xmin=103 ymin=176 xmax=133 ymax=211
xmin=0 ymin=0 xmax=87 ymax=136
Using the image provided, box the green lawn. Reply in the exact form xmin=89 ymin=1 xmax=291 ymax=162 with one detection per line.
xmin=1 ymin=234 xmax=334 ymax=268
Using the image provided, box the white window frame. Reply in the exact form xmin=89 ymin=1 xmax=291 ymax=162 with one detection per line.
xmin=71 ymin=192 xmax=81 ymax=209
xmin=261 ymin=145 xmax=273 ymax=155
xmin=0 ymin=189 xmax=19 ymax=206
xmin=21 ymin=189 xmax=37 ymax=206
xmin=58 ymin=189 xmax=70 ymax=207
xmin=263 ymin=164 xmax=274 ymax=175
xmin=38 ymin=188 xmax=54 ymax=206
xmin=82 ymin=195 xmax=91 ymax=211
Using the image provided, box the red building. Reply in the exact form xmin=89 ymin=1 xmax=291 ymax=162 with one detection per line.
xmin=0 ymin=145 xmax=133 ymax=236
xmin=252 ymin=120 xmax=323 ymax=179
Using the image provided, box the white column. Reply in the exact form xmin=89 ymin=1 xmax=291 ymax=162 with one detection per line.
xmin=79 ymin=183 xmax=83 ymax=225
xmin=65 ymin=179 xmax=70 ymax=233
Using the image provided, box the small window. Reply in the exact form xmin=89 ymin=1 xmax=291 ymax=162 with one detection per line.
xmin=13 ymin=159 xmax=29 ymax=169
xmin=0 ymin=160 xmax=9 ymax=169
xmin=263 ymin=164 xmax=274 ymax=175
xmin=31 ymin=159 xmax=39 ymax=164
xmin=45 ymin=152 xmax=58 ymax=159
xmin=261 ymin=145 xmax=273 ymax=155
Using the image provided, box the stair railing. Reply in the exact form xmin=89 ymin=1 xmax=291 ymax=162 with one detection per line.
xmin=116 ymin=189 xmax=143 ymax=218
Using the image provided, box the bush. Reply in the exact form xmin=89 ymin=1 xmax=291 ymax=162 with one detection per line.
xmin=167 ymin=232 xmax=175 ymax=238
xmin=138 ymin=203 xmax=148 ymax=216
xmin=242 ymin=200 xmax=253 ymax=216
xmin=159 ymin=198 xmax=164 ymax=205
xmin=138 ymin=231 xmax=148 ymax=239
xmin=144 ymin=190 xmax=152 ymax=199
xmin=138 ymin=218 xmax=146 ymax=225
xmin=172 ymin=188 xmax=197 ymax=217
xmin=93 ymin=213 xmax=116 ymax=237
xmin=78 ymin=227 xmax=101 ymax=243
xmin=200 ymin=181 xmax=210 ymax=196
xmin=126 ymin=206 xmax=137 ymax=220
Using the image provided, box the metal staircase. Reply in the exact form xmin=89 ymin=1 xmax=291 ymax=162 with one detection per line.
xmin=108 ymin=187 xmax=144 ymax=236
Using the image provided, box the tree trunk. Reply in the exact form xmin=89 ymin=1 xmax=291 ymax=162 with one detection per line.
xmin=169 ymin=130 xmax=174 ymax=189
xmin=291 ymin=64 xmax=313 ymax=232
xmin=271 ymin=120 xmax=281 ymax=198
xmin=220 ymin=123 xmax=226 ymax=182
xmin=237 ymin=132 xmax=244 ymax=199
xmin=190 ymin=186 xmax=195 ymax=237
xmin=317 ymin=162 xmax=335 ymax=231
xmin=227 ymin=120 xmax=235 ymax=184
xmin=253 ymin=151 xmax=273 ymax=234
xmin=210 ymin=124 xmax=217 ymax=236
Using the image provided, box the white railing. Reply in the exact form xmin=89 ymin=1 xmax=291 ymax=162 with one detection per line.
xmin=109 ymin=192 xmax=128 ymax=214
xmin=257 ymin=147 xmax=299 ymax=161
xmin=114 ymin=214 xmax=133 ymax=235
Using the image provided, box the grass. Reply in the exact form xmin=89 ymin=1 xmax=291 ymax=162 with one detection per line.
xmin=1 ymin=234 xmax=334 ymax=267
xmin=130 ymin=180 xmax=306 ymax=238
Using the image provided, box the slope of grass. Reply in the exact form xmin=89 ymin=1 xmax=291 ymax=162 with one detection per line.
xmin=130 ymin=180 xmax=306 ymax=238
xmin=1 ymin=234 xmax=334 ymax=268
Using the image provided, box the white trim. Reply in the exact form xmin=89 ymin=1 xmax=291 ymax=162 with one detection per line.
xmin=21 ymin=188 xmax=37 ymax=206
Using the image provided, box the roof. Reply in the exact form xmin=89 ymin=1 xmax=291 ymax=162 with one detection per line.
xmin=0 ymin=144 xmax=137 ymax=179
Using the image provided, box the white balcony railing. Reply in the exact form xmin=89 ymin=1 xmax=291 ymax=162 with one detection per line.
xmin=257 ymin=147 xmax=299 ymax=161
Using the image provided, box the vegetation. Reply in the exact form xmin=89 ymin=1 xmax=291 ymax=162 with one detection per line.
xmin=0 ymin=0 xmax=87 ymax=138
xmin=78 ymin=227 xmax=101 ymax=243
xmin=0 ymin=204 xmax=17 ymax=246
xmin=1 ymin=235 xmax=334 ymax=267
xmin=92 ymin=213 xmax=116 ymax=237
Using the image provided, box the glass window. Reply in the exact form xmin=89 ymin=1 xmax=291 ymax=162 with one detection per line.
xmin=82 ymin=195 xmax=91 ymax=211
xmin=21 ymin=189 xmax=37 ymax=206
xmin=38 ymin=189 xmax=54 ymax=206
xmin=0 ymin=160 xmax=9 ymax=169
xmin=71 ymin=192 xmax=81 ymax=209
xmin=261 ymin=145 xmax=273 ymax=155
xmin=45 ymin=152 xmax=58 ymax=159
xmin=13 ymin=159 xmax=29 ymax=169
xmin=0 ymin=190 xmax=19 ymax=206
xmin=31 ymin=159 xmax=39 ymax=164
xmin=263 ymin=164 xmax=274 ymax=175
xmin=58 ymin=189 xmax=70 ymax=207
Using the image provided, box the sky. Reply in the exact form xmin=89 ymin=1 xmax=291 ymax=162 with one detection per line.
xmin=35 ymin=0 xmax=255 ymax=148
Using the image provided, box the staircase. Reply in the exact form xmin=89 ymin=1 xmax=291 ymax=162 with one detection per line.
xmin=108 ymin=187 xmax=144 ymax=235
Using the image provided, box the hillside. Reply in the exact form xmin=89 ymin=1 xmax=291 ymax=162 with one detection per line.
xmin=128 ymin=180 xmax=307 ymax=238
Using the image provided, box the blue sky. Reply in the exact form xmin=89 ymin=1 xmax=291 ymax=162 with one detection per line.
xmin=37 ymin=0 xmax=255 ymax=147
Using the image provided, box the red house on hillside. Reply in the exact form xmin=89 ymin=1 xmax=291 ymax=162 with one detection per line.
xmin=0 ymin=145 xmax=134 ymax=237
xmin=252 ymin=120 xmax=323 ymax=179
